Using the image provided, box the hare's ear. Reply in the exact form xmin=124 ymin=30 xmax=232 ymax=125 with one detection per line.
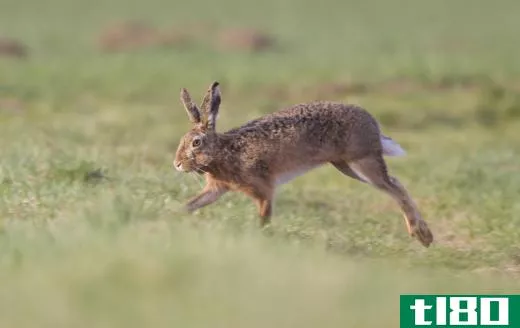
xmin=180 ymin=88 xmax=201 ymax=124
xmin=201 ymin=81 xmax=221 ymax=131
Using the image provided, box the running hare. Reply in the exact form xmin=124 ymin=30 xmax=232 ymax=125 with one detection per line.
xmin=174 ymin=81 xmax=433 ymax=247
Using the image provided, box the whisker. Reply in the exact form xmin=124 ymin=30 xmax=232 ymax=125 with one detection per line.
xmin=171 ymin=171 xmax=183 ymax=181
xmin=194 ymin=167 xmax=207 ymax=175
xmin=189 ymin=172 xmax=204 ymax=188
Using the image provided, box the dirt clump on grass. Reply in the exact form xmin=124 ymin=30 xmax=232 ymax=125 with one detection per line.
xmin=0 ymin=97 xmax=25 ymax=113
xmin=0 ymin=37 xmax=28 ymax=58
xmin=155 ymin=28 xmax=191 ymax=48
xmin=96 ymin=22 xmax=278 ymax=54
xmin=97 ymin=21 xmax=157 ymax=52
xmin=216 ymin=28 xmax=276 ymax=53
xmin=97 ymin=21 xmax=190 ymax=53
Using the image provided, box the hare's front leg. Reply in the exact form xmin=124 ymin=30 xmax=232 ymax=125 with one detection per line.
xmin=254 ymin=198 xmax=272 ymax=227
xmin=239 ymin=180 xmax=274 ymax=227
xmin=185 ymin=183 xmax=228 ymax=213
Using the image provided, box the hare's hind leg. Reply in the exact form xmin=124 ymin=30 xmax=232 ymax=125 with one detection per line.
xmin=331 ymin=161 xmax=367 ymax=183
xmin=347 ymin=155 xmax=433 ymax=247
xmin=239 ymin=180 xmax=274 ymax=227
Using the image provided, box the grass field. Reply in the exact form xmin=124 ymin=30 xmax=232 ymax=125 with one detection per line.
xmin=1 ymin=0 xmax=520 ymax=326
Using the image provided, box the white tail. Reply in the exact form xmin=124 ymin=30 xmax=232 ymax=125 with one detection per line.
xmin=381 ymin=135 xmax=406 ymax=157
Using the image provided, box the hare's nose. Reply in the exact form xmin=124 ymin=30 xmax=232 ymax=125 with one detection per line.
xmin=173 ymin=161 xmax=183 ymax=171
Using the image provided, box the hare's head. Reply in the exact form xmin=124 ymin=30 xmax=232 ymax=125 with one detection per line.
xmin=174 ymin=81 xmax=222 ymax=173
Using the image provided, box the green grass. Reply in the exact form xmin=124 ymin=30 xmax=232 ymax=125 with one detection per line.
xmin=1 ymin=0 xmax=520 ymax=326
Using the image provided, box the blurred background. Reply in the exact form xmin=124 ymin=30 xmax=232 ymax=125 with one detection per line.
xmin=1 ymin=0 xmax=519 ymax=327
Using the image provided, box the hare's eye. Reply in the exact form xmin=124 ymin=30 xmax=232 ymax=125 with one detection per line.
xmin=192 ymin=138 xmax=202 ymax=147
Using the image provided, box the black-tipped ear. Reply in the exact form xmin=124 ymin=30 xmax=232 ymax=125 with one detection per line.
xmin=180 ymin=88 xmax=201 ymax=124
xmin=205 ymin=81 xmax=221 ymax=131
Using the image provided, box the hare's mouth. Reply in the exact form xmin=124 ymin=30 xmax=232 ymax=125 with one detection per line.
xmin=173 ymin=161 xmax=187 ymax=172
xmin=174 ymin=162 xmax=206 ymax=175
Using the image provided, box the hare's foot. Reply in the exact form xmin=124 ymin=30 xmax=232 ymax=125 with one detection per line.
xmin=407 ymin=218 xmax=433 ymax=247
xmin=257 ymin=199 xmax=272 ymax=227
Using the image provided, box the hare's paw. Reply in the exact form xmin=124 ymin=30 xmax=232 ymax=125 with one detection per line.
xmin=410 ymin=220 xmax=433 ymax=247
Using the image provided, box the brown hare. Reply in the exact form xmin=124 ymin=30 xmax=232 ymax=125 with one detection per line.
xmin=174 ymin=81 xmax=433 ymax=247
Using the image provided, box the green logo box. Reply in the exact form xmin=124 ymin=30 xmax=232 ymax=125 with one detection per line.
xmin=400 ymin=295 xmax=520 ymax=328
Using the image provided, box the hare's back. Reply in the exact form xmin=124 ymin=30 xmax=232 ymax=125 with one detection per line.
xmin=269 ymin=101 xmax=373 ymax=123
xmin=227 ymin=100 xmax=382 ymax=162
xmin=237 ymin=101 xmax=380 ymax=139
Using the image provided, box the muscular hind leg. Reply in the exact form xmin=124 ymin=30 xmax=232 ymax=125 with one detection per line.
xmin=339 ymin=155 xmax=433 ymax=247
xmin=330 ymin=161 xmax=366 ymax=183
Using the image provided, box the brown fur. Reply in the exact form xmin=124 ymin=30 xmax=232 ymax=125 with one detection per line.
xmin=174 ymin=82 xmax=433 ymax=247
